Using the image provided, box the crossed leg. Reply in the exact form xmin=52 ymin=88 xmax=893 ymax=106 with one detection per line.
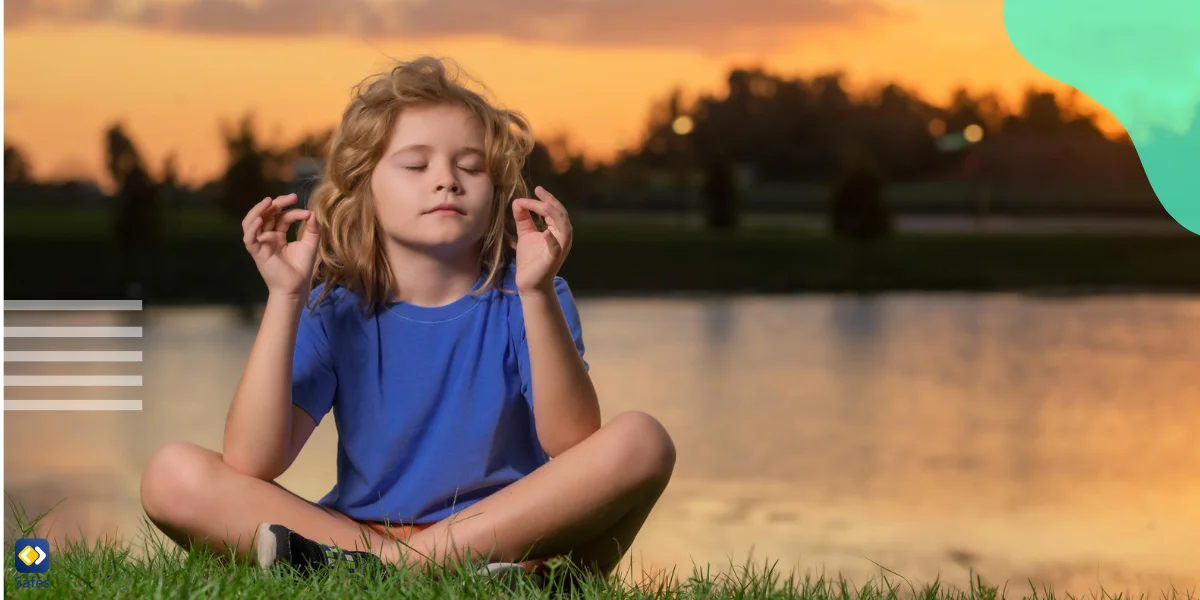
xmin=386 ymin=411 xmax=675 ymax=575
xmin=140 ymin=410 xmax=676 ymax=578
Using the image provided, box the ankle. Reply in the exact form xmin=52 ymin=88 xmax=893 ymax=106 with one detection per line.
xmin=378 ymin=543 xmax=422 ymax=569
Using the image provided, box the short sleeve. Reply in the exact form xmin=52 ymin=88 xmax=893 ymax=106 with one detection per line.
xmin=514 ymin=277 xmax=589 ymax=405
xmin=292 ymin=294 xmax=338 ymax=425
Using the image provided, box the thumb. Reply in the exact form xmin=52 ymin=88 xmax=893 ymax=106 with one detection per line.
xmin=300 ymin=212 xmax=321 ymax=245
xmin=512 ymin=199 xmax=538 ymax=236
xmin=542 ymin=229 xmax=562 ymax=255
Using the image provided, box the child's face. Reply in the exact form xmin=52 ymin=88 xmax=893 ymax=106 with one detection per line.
xmin=370 ymin=103 xmax=495 ymax=255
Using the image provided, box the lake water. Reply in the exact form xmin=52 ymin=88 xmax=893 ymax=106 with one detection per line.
xmin=5 ymin=294 xmax=1200 ymax=595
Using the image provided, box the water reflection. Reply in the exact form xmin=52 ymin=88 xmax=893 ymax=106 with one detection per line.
xmin=5 ymin=294 xmax=1200 ymax=595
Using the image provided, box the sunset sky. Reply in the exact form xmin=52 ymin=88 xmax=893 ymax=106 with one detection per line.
xmin=4 ymin=0 xmax=1120 ymax=186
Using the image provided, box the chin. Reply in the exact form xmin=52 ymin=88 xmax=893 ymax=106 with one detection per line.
xmin=391 ymin=232 xmax=480 ymax=255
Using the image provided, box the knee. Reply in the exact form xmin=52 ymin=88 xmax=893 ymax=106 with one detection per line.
xmin=603 ymin=411 xmax=676 ymax=488
xmin=139 ymin=442 xmax=221 ymax=523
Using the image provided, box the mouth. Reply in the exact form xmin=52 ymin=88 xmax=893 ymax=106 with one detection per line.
xmin=426 ymin=203 xmax=466 ymax=215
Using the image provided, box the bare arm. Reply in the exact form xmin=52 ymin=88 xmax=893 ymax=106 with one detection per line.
xmin=222 ymin=293 xmax=313 ymax=480
xmin=510 ymin=186 xmax=599 ymax=457
xmin=521 ymin=285 xmax=600 ymax=458
xmin=223 ymin=193 xmax=323 ymax=480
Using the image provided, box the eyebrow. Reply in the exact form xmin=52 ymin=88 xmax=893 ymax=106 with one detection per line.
xmin=391 ymin=144 xmax=485 ymax=158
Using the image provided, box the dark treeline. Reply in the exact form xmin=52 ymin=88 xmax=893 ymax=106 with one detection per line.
xmin=621 ymin=68 xmax=1144 ymax=183
xmin=4 ymin=66 xmax=1189 ymax=302
xmin=5 ymin=66 xmax=1154 ymax=228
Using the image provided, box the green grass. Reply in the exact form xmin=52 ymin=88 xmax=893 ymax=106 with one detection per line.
xmin=5 ymin=501 xmax=1196 ymax=600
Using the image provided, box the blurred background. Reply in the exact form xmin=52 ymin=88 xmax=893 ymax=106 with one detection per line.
xmin=5 ymin=0 xmax=1200 ymax=595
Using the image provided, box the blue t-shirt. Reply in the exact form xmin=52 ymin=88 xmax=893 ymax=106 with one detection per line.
xmin=290 ymin=265 xmax=587 ymax=525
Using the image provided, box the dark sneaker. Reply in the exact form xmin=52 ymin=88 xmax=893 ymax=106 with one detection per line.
xmin=255 ymin=523 xmax=384 ymax=575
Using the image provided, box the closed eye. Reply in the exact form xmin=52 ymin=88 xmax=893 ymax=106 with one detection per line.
xmin=404 ymin=165 xmax=427 ymax=172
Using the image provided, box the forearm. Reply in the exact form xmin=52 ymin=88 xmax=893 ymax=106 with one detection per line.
xmin=521 ymin=286 xmax=601 ymax=457
xmin=523 ymin=285 xmax=600 ymax=453
xmin=223 ymin=292 xmax=304 ymax=478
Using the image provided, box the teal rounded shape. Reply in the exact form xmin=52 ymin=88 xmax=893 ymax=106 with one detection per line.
xmin=1003 ymin=0 xmax=1200 ymax=233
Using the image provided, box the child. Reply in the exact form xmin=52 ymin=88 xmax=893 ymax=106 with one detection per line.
xmin=138 ymin=56 xmax=676 ymax=580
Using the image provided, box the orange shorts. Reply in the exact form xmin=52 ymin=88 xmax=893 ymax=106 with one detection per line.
xmin=333 ymin=511 xmax=432 ymax=541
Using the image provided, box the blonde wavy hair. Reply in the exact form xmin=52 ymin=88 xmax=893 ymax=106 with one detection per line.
xmin=304 ymin=56 xmax=535 ymax=312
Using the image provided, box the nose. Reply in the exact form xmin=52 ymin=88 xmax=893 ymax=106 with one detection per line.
xmin=433 ymin=163 xmax=461 ymax=194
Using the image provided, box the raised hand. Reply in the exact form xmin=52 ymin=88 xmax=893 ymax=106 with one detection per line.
xmin=241 ymin=193 xmax=321 ymax=298
xmin=512 ymin=186 xmax=572 ymax=295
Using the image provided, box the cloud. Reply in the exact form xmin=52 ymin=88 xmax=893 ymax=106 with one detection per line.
xmin=4 ymin=0 xmax=33 ymax=27
xmin=6 ymin=0 xmax=118 ymax=28
xmin=399 ymin=0 xmax=889 ymax=52
xmin=6 ymin=0 xmax=888 ymax=54
xmin=136 ymin=0 xmax=392 ymax=38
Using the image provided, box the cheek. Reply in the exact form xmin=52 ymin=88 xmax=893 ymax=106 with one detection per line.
xmin=466 ymin=176 xmax=495 ymax=206
xmin=467 ymin=182 xmax=496 ymax=224
xmin=370 ymin=171 xmax=417 ymax=219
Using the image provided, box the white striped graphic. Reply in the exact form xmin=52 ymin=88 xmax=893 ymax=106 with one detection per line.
xmin=6 ymin=375 xmax=143 ymax=387
xmin=5 ymin=300 xmax=146 ymax=412
xmin=4 ymin=300 xmax=143 ymax=311
xmin=5 ymin=400 xmax=144 ymax=411
xmin=4 ymin=327 xmax=143 ymax=338
xmin=5 ymin=351 xmax=143 ymax=362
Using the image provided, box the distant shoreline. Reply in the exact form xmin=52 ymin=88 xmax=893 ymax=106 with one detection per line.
xmin=7 ymin=225 xmax=1200 ymax=303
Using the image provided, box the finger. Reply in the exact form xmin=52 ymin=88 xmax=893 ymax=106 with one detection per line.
xmin=243 ymin=215 xmax=264 ymax=248
xmin=260 ymin=194 xmax=295 ymax=223
xmin=271 ymin=193 xmax=298 ymax=209
xmin=534 ymin=186 xmax=564 ymax=211
xmin=511 ymin=199 xmax=540 ymax=235
xmin=515 ymin=198 xmax=558 ymax=238
xmin=519 ymin=206 xmax=568 ymax=256
xmin=299 ymin=210 xmax=321 ymax=244
xmin=260 ymin=200 xmax=283 ymax=229
xmin=275 ymin=209 xmax=311 ymax=233
xmin=257 ymin=230 xmax=286 ymax=245
xmin=543 ymin=217 xmax=569 ymax=253
xmin=542 ymin=229 xmax=562 ymax=256
xmin=517 ymin=198 xmax=567 ymax=248
xmin=535 ymin=186 xmax=569 ymax=218
xmin=514 ymin=197 xmax=549 ymax=218
xmin=242 ymin=197 xmax=272 ymax=231
xmin=534 ymin=186 xmax=571 ymax=235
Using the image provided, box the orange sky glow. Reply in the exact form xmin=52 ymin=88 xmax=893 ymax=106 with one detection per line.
xmin=4 ymin=0 xmax=1124 ymax=187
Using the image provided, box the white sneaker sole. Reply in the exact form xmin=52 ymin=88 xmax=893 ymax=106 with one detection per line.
xmin=477 ymin=562 xmax=526 ymax=577
xmin=255 ymin=523 xmax=278 ymax=570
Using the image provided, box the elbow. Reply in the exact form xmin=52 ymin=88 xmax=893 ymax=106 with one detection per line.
xmin=227 ymin=456 xmax=285 ymax=482
xmin=221 ymin=441 xmax=286 ymax=481
xmin=542 ymin=413 xmax=602 ymax=459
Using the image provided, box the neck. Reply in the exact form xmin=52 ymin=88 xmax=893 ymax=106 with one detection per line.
xmin=383 ymin=242 xmax=482 ymax=307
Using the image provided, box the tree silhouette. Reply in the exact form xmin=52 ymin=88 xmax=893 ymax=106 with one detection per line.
xmin=161 ymin=152 xmax=180 ymax=190
xmin=286 ymin=129 xmax=334 ymax=161
xmin=830 ymin=156 xmax=892 ymax=241
xmin=524 ymin=135 xmax=595 ymax=208
xmin=4 ymin=142 xmax=32 ymax=184
xmin=945 ymin=87 xmax=1006 ymax=133
xmin=702 ymin=153 xmax=739 ymax=231
xmin=106 ymin=125 xmax=142 ymax=188
xmin=113 ymin=163 xmax=159 ymax=251
xmin=622 ymin=65 xmax=1135 ymax=193
xmin=105 ymin=123 xmax=162 ymax=297
xmin=106 ymin=124 xmax=161 ymax=249
xmin=218 ymin=114 xmax=286 ymax=220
